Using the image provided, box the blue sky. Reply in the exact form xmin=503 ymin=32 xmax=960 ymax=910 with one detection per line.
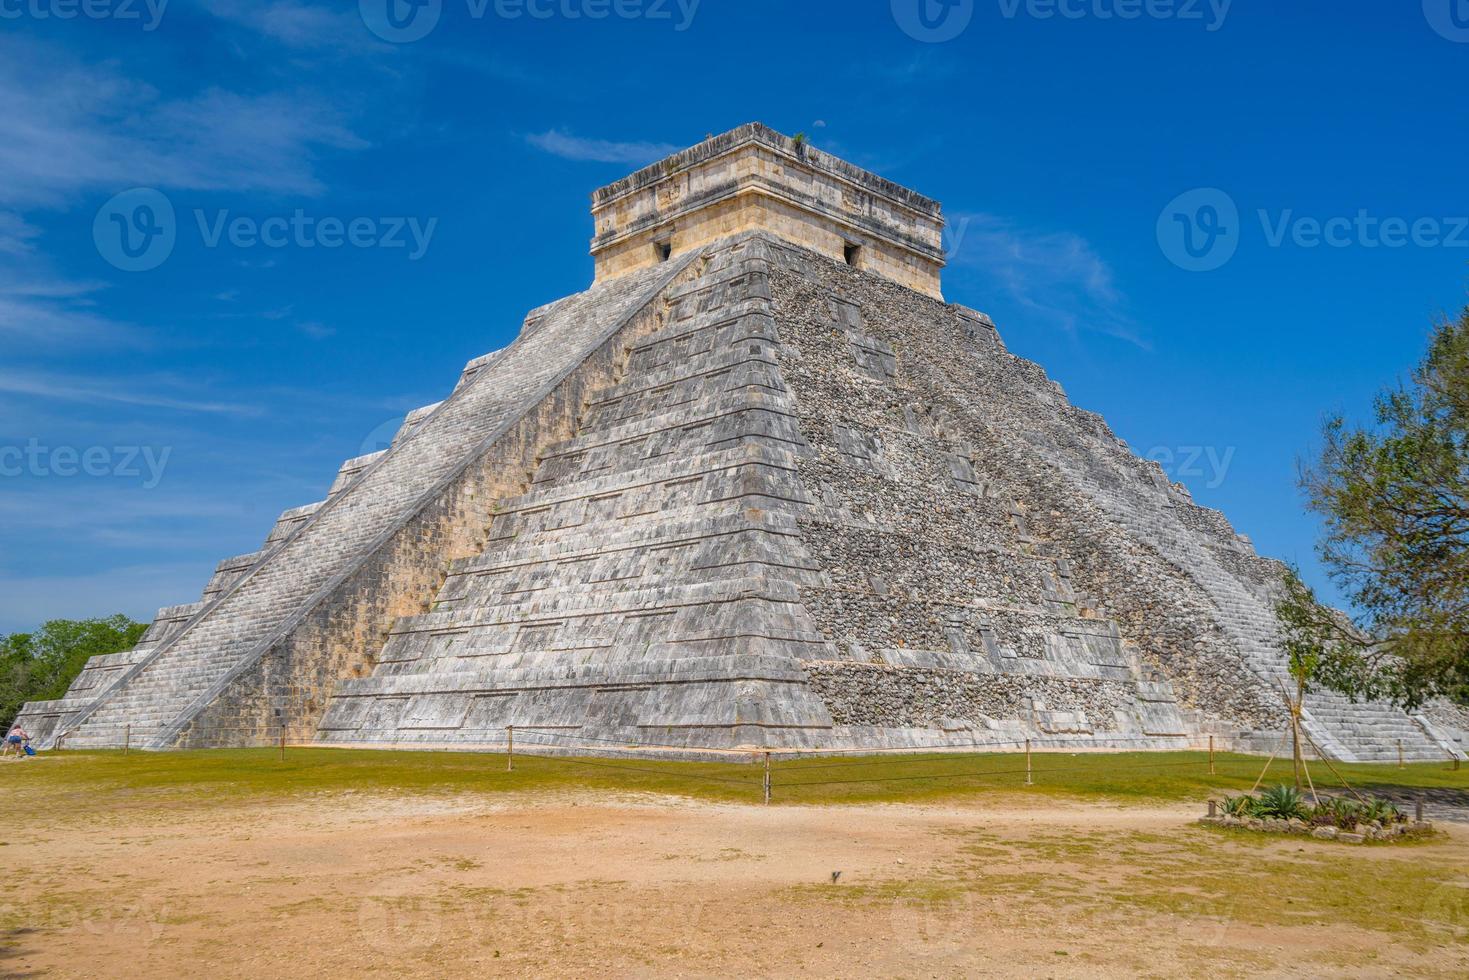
xmin=1 ymin=0 xmax=1466 ymax=634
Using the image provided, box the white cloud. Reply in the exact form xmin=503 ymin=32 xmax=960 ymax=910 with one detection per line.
xmin=945 ymin=212 xmax=1148 ymax=349
xmin=0 ymin=368 xmax=262 ymax=416
xmin=525 ymin=129 xmax=681 ymax=166
xmin=0 ymin=37 xmax=367 ymax=208
xmin=0 ymin=212 xmax=41 ymax=255
xmin=0 ymin=296 xmax=136 ymax=347
xmin=296 ymin=320 xmax=335 ymax=339
xmin=0 ymin=213 xmax=138 ymax=347
xmin=199 ymin=0 xmax=372 ymax=50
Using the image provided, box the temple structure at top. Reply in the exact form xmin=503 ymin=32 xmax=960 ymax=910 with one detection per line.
xmin=590 ymin=123 xmax=947 ymax=298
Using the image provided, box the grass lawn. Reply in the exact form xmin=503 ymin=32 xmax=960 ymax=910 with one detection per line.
xmin=6 ymin=746 xmax=1464 ymax=812
xmin=5 ymin=747 xmax=1467 ymax=976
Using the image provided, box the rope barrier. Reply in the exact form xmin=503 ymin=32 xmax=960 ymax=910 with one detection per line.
xmin=496 ymin=739 xmax=760 ymax=785
xmin=772 ymin=741 xmax=1209 ymax=771
xmin=776 ymin=757 xmax=1217 ymax=789
xmin=507 ymin=726 xmax=752 ymax=754
xmin=62 ymin=722 xmax=1426 ymax=806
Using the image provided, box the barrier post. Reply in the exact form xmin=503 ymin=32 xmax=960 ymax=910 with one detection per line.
xmin=1024 ymin=739 xmax=1033 ymax=786
xmin=279 ymin=727 xmax=287 ymax=763
xmin=1415 ymin=798 xmax=1424 ymax=823
xmin=506 ymin=725 xmax=514 ymax=772
xmin=124 ymin=725 xmax=130 ymax=756
xmin=1209 ymin=735 xmax=1216 ymax=776
xmin=763 ymin=752 xmax=772 ymax=805
xmin=1398 ymin=740 xmax=1405 ymax=769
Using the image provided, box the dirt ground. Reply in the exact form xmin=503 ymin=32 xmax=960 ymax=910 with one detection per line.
xmin=4 ymin=788 xmax=1467 ymax=978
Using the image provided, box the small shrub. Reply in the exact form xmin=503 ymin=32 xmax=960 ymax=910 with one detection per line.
xmin=1218 ymin=794 xmax=1254 ymax=817
xmin=1360 ymin=797 xmax=1405 ymax=825
xmin=1215 ymin=789 xmax=1416 ymax=836
xmin=1254 ymin=784 xmax=1306 ymax=820
xmin=1308 ymin=796 xmax=1362 ymax=829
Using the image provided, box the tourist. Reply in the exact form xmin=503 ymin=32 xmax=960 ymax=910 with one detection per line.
xmin=3 ymin=723 xmax=30 ymax=759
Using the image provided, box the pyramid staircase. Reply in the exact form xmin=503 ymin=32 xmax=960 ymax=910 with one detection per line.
xmin=998 ymin=372 xmax=1457 ymax=763
xmin=317 ymin=240 xmax=841 ymax=748
xmin=25 ymin=255 xmax=701 ymax=749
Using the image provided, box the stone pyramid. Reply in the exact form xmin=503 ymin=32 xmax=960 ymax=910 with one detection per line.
xmin=19 ymin=124 xmax=1467 ymax=761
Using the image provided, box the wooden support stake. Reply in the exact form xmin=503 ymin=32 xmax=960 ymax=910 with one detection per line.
xmin=763 ymin=752 xmax=772 ymax=806
xmin=1208 ymin=734 xmax=1216 ymax=776
xmin=1398 ymin=740 xmax=1405 ymax=769
xmin=124 ymin=724 xmax=130 ymax=756
xmin=280 ymin=728 xmax=287 ymax=763
xmin=1024 ymin=738 xmax=1033 ymax=786
xmin=1416 ymin=799 xmax=1424 ymax=823
xmin=506 ymin=725 xmax=514 ymax=772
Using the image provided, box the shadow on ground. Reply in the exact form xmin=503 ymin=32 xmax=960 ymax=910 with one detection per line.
xmin=1 ymin=927 xmax=42 ymax=978
xmin=1339 ymin=782 xmax=1469 ymax=822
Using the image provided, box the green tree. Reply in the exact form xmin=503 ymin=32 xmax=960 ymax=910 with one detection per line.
xmin=1274 ymin=567 xmax=1380 ymax=789
xmin=1 ymin=615 xmax=147 ymax=727
xmin=1293 ymin=305 xmax=1469 ymax=708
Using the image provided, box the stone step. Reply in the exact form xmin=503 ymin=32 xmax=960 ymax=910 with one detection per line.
xmin=55 ymin=255 xmax=704 ymax=749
